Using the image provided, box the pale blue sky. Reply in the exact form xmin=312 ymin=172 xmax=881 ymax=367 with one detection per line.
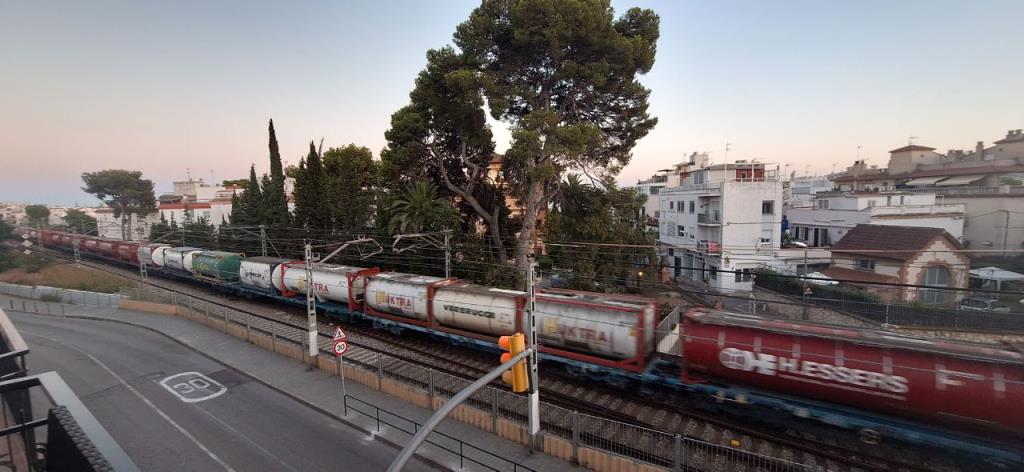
xmin=2 ymin=1 xmax=1022 ymax=205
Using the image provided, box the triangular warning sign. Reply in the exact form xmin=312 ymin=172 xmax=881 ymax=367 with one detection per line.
xmin=333 ymin=326 xmax=347 ymax=341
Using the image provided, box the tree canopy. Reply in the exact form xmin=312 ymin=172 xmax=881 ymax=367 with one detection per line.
xmin=454 ymin=0 xmax=660 ymax=279
xmin=24 ymin=204 xmax=50 ymax=227
xmin=81 ymin=169 xmax=157 ymax=240
xmin=263 ymin=119 xmax=291 ymax=227
xmin=323 ymin=144 xmax=378 ymax=233
xmin=229 ymin=165 xmax=264 ymax=226
xmin=62 ymin=209 xmax=98 ymax=235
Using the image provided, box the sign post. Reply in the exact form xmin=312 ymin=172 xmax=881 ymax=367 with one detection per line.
xmin=333 ymin=327 xmax=348 ymax=399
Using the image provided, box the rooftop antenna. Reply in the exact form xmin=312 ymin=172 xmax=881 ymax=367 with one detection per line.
xmin=908 ymin=136 xmax=918 ymax=145
xmin=856 ymin=144 xmax=862 ymax=160
xmin=724 ymin=142 xmax=732 ymax=163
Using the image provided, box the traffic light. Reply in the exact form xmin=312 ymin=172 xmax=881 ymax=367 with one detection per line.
xmin=499 ymin=333 xmax=529 ymax=393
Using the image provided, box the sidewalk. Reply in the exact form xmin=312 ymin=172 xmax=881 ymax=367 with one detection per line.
xmin=6 ymin=298 xmax=582 ymax=472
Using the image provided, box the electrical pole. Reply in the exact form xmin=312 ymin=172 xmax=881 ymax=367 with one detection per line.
xmin=1003 ymin=210 xmax=1011 ymax=256
xmin=444 ymin=232 xmax=451 ymax=279
xmin=525 ymin=254 xmax=540 ymax=451
xmin=304 ymin=241 xmax=318 ymax=366
xmin=260 ymin=224 xmax=268 ymax=257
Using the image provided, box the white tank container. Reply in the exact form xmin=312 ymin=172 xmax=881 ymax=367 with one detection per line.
xmin=138 ymin=244 xmax=170 ymax=265
xmin=535 ymin=292 xmax=656 ymax=360
xmin=164 ymin=247 xmax=203 ymax=272
xmin=278 ymin=263 xmax=369 ymax=305
xmin=364 ymin=273 xmax=446 ymax=321
xmin=151 ymin=246 xmax=171 ymax=267
xmin=239 ymin=257 xmax=293 ymax=291
xmin=431 ymin=283 xmax=521 ymax=335
xmin=182 ymin=250 xmax=204 ymax=273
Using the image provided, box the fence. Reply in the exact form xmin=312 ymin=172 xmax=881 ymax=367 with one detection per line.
xmin=0 ymin=282 xmax=120 ymax=308
xmin=119 ymin=285 xmax=810 ymax=472
xmin=753 ymin=276 xmax=1024 ymax=332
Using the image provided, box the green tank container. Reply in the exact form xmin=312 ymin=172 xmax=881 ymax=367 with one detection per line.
xmin=192 ymin=251 xmax=244 ymax=282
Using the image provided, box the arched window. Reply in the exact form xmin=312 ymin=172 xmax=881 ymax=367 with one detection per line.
xmin=920 ymin=265 xmax=950 ymax=304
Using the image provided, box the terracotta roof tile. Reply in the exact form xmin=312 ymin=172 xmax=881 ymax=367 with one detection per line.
xmin=829 ymin=224 xmax=961 ymax=261
xmin=823 ymin=266 xmax=899 ymax=285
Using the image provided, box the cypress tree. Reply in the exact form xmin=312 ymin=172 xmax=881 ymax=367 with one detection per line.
xmin=264 ymin=119 xmax=291 ymax=227
xmin=229 ymin=164 xmax=263 ymax=225
xmin=292 ymin=141 xmax=330 ymax=232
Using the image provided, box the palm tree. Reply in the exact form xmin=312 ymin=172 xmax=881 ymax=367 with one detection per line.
xmin=388 ymin=182 xmax=458 ymax=234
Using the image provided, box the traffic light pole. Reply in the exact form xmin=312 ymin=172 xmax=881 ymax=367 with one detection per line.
xmin=525 ymin=255 xmax=540 ymax=451
xmin=388 ymin=348 xmax=533 ymax=472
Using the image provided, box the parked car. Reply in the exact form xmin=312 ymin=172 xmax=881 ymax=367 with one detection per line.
xmin=959 ymin=298 xmax=1011 ymax=313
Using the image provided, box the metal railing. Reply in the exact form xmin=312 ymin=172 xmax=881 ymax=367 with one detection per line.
xmin=119 ymin=284 xmax=811 ymax=471
xmin=752 ymin=280 xmax=1024 ymax=332
xmin=0 ymin=281 xmax=120 ymax=308
xmin=346 ymin=395 xmax=536 ymax=472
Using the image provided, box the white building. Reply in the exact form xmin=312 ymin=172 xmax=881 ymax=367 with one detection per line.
xmin=658 ymin=161 xmax=783 ymax=292
xmin=94 ymin=208 xmax=161 ymax=241
xmin=784 ymin=175 xmax=833 ymax=208
xmin=786 ymin=191 xmax=965 ymax=248
xmin=635 ymin=153 xmax=709 ymax=229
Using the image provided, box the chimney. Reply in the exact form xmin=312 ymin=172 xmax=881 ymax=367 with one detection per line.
xmin=976 ymin=141 xmax=984 ymax=156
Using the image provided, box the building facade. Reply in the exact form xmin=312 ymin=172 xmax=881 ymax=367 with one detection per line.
xmin=786 ymin=191 xmax=965 ymax=247
xmin=823 ymin=224 xmax=969 ymax=304
xmin=658 ymin=161 xmax=782 ymax=292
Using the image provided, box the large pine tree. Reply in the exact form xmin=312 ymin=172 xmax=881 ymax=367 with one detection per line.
xmin=263 ymin=119 xmax=291 ymax=227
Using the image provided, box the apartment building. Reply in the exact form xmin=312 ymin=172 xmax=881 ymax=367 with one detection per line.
xmin=786 ymin=191 xmax=965 ymax=247
xmin=831 ymin=129 xmax=1024 ymax=251
xmin=635 ymin=152 xmax=709 ymax=228
xmin=658 ymin=161 xmax=783 ymax=292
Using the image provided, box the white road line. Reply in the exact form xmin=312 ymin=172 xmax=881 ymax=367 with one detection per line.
xmin=23 ymin=332 xmax=237 ymax=472
xmin=194 ymin=405 xmax=300 ymax=472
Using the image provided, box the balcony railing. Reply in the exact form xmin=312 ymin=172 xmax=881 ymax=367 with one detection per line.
xmin=697 ymin=213 xmax=721 ymax=224
xmin=900 ymin=185 xmax=1024 ymax=196
xmin=696 ymin=240 xmax=721 ymax=254
xmin=869 ymin=203 xmax=966 ymax=216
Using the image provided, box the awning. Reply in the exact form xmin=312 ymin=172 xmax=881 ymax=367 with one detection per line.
xmin=904 ymin=176 xmax=946 ymax=186
xmin=936 ymin=175 xmax=985 ymax=186
xmin=970 ymin=266 xmax=1024 ymax=282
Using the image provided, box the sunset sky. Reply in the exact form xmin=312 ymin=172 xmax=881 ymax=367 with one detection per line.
xmin=2 ymin=0 xmax=1022 ymax=206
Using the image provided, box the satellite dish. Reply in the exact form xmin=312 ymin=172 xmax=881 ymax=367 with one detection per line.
xmin=23 ymin=250 xmax=32 ymax=255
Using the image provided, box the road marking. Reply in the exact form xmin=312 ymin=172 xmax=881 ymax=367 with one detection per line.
xmin=193 ymin=405 xmax=301 ymax=472
xmin=23 ymin=332 xmax=237 ymax=472
xmin=160 ymin=372 xmax=228 ymax=403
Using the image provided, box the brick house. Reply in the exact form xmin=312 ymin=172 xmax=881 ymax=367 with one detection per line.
xmin=823 ymin=224 xmax=969 ymax=304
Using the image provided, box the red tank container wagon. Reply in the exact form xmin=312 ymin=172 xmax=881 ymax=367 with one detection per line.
xmin=681 ymin=309 xmax=1024 ymax=435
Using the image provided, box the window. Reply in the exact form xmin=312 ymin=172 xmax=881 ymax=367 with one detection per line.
xmin=761 ymin=201 xmax=774 ymax=215
xmin=650 ymin=187 xmax=660 ymax=195
xmin=759 ymin=237 xmax=771 ymax=244
xmin=858 ymin=259 xmax=876 ymax=271
xmin=677 ymin=225 xmax=686 ymax=237
xmin=920 ymin=266 xmax=950 ymax=304
xmin=689 ymin=228 xmax=695 ymax=241
xmin=708 ymin=266 xmax=718 ymax=280
xmin=654 ymin=210 xmax=660 ymax=218
xmin=669 ymin=201 xmax=674 ymax=210
xmin=817 ymin=200 xmax=830 ymax=210
xmin=735 ymin=268 xmax=753 ymax=283
xmin=688 ymin=201 xmax=695 ymax=213
xmin=677 ymin=201 xmax=683 ymax=212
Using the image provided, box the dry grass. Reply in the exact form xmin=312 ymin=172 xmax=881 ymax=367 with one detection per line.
xmin=0 ymin=263 xmax=131 ymax=293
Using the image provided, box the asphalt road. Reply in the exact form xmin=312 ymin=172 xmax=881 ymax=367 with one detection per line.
xmin=10 ymin=312 xmax=434 ymax=472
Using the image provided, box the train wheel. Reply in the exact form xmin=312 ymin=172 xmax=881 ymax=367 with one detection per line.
xmin=858 ymin=428 xmax=881 ymax=445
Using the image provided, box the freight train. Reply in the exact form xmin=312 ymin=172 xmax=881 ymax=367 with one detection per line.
xmin=27 ymin=229 xmax=1024 ymax=467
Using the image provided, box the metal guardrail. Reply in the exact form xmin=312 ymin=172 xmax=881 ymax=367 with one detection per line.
xmin=119 ymin=285 xmax=812 ymax=472
xmin=0 ymin=282 xmax=120 ymax=308
xmin=346 ymin=395 xmax=537 ymax=472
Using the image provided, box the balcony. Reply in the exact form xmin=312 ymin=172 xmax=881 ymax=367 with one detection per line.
xmin=869 ymin=203 xmax=966 ymax=217
xmin=697 ymin=213 xmax=721 ymax=225
xmin=900 ymin=185 xmax=1024 ymax=197
xmin=697 ymin=240 xmax=721 ymax=254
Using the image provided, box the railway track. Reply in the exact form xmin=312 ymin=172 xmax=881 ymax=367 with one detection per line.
xmin=39 ymin=251 xmax=957 ymax=472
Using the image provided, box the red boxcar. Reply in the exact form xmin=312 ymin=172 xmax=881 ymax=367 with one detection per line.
xmin=115 ymin=241 xmax=140 ymax=264
xmin=94 ymin=239 xmax=116 ymax=257
xmin=682 ymin=309 xmax=1024 ymax=435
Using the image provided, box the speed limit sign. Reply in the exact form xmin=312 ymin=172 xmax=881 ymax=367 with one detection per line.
xmin=333 ymin=340 xmax=348 ymax=356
